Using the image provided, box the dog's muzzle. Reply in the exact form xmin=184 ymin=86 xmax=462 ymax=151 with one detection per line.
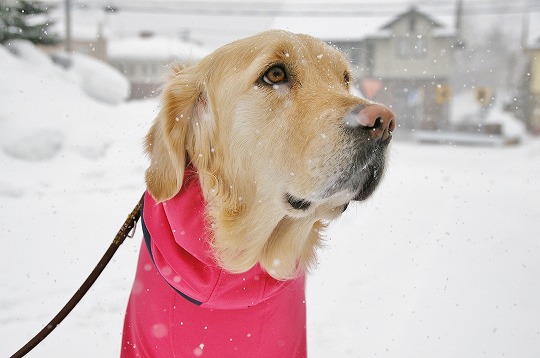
xmin=322 ymin=103 xmax=396 ymax=202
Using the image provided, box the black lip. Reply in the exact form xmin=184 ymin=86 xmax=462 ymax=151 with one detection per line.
xmin=323 ymin=138 xmax=388 ymax=201
xmin=352 ymin=160 xmax=385 ymax=201
xmin=286 ymin=193 xmax=312 ymax=210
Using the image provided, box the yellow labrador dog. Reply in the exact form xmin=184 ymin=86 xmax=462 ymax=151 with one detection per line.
xmin=122 ymin=30 xmax=395 ymax=357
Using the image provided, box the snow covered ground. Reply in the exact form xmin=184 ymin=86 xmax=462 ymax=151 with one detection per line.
xmin=1 ymin=44 xmax=540 ymax=357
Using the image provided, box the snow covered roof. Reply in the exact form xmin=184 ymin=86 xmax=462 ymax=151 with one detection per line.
xmin=107 ymin=36 xmax=211 ymax=61
xmin=271 ymin=4 xmax=456 ymax=42
xmin=48 ymin=4 xmax=273 ymax=50
xmin=272 ymin=16 xmax=390 ymax=41
xmin=380 ymin=7 xmax=444 ymax=30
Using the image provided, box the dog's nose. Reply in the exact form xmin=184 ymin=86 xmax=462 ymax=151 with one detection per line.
xmin=346 ymin=104 xmax=396 ymax=141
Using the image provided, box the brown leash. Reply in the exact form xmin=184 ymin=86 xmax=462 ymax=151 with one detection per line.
xmin=10 ymin=196 xmax=144 ymax=358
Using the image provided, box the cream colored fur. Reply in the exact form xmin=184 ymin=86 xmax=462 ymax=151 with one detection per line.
xmin=145 ymin=30 xmax=373 ymax=280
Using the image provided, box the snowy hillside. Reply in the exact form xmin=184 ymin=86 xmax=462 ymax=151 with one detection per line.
xmin=1 ymin=44 xmax=540 ymax=357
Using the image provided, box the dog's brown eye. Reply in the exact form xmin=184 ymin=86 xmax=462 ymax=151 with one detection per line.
xmin=344 ymin=72 xmax=350 ymax=86
xmin=263 ymin=66 xmax=287 ymax=85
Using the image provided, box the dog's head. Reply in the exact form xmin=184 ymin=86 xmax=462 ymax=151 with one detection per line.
xmin=145 ymin=30 xmax=395 ymax=279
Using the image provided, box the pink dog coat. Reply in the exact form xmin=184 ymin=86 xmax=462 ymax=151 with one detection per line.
xmin=121 ymin=169 xmax=307 ymax=357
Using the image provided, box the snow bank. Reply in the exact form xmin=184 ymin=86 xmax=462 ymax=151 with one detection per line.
xmin=5 ymin=40 xmax=129 ymax=105
xmin=63 ymin=52 xmax=130 ymax=104
xmin=5 ymin=39 xmax=54 ymax=66
xmin=484 ymin=105 xmax=527 ymax=139
xmin=3 ymin=129 xmax=65 ymax=161
xmin=450 ymin=89 xmax=527 ymax=140
xmin=0 ymin=42 xmax=130 ymax=162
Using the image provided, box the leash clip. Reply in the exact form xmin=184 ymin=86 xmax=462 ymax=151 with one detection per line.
xmin=127 ymin=221 xmax=138 ymax=239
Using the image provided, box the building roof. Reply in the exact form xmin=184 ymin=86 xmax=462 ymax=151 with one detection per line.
xmin=49 ymin=3 xmax=459 ymax=51
xmin=107 ymin=35 xmax=211 ymax=61
xmin=271 ymin=4 xmax=456 ymax=42
xmin=49 ymin=4 xmax=274 ymax=50
xmin=380 ymin=7 xmax=444 ymax=30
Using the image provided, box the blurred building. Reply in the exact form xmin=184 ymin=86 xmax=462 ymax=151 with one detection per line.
xmin=45 ymin=5 xmax=217 ymax=100
xmin=38 ymin=17 xmax=108 ymax=61
xmin=326 ymin=7 xmax=458 ymax=132
xmin=528 ymin=42 xmax=540 ymax=133
xmin=524 ymin=14 xmax=540 ymax=134
xmin=44 ymin=2 xmax=463 ymax=112
xmin=107 ymin=31 xmax=210 ymax=99
xmin=273 ymin=5 xmax=459 ymax=134
xmin=353 ymin=7 xmax=457 ymax=131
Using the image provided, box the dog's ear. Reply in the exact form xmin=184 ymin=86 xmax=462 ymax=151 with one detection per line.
xmin=145 ymin=65 xmax=203 ymax=202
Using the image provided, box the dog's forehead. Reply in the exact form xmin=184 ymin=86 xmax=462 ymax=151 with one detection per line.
xmin=199 ymin=31 xmax=350 ymax=89
xmin=263 ymin=31 xmax=346 ymax=66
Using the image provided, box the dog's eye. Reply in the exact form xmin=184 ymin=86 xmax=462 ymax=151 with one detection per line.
xmin=344 ymin=72 xmax=350 ymax=86
xmin=263 ymin=66 xmax=287 ymax=85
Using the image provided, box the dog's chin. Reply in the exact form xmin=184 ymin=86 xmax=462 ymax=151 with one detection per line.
xmin=351 ymin=164 xmax=385 ymax=201
xmin=283 ymin=192 xmax=349 ymax=219
xmin=283 ymin=161 xmax=385 ymax=217
xmin=283 ymin=140 xmax=389 ymax=216
xmin=325 ymin=141 xmax=388 ymax=204
xmin=286 ymin=193 xmax=312 ymax=211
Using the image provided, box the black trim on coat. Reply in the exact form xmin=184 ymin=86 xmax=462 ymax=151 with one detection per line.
xmin=140 ymin=198 xmax=203 ymax=306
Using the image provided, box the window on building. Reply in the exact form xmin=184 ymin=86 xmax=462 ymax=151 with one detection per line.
xmin=396 ymin=36 xmax=427 ymax=58
xmin=122 ymin=63 xmax=134 ymax=77
xmin=142 ymin=63 xmax=149 ymax=76
xmin=409 ymin=16 xmax=416 ymax=32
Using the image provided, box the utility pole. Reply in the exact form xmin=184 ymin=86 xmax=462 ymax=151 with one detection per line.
xmin=65 ymin=0 xmax=72 ymax=53
xmin=520 ymin=10 xmax=529 ymax=53
xmin=455 ymin=0 xmax=464 ymax=48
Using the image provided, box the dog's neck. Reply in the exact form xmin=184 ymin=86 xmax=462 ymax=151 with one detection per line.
xmin=189 ymin=168 xmax=326 ymax=281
